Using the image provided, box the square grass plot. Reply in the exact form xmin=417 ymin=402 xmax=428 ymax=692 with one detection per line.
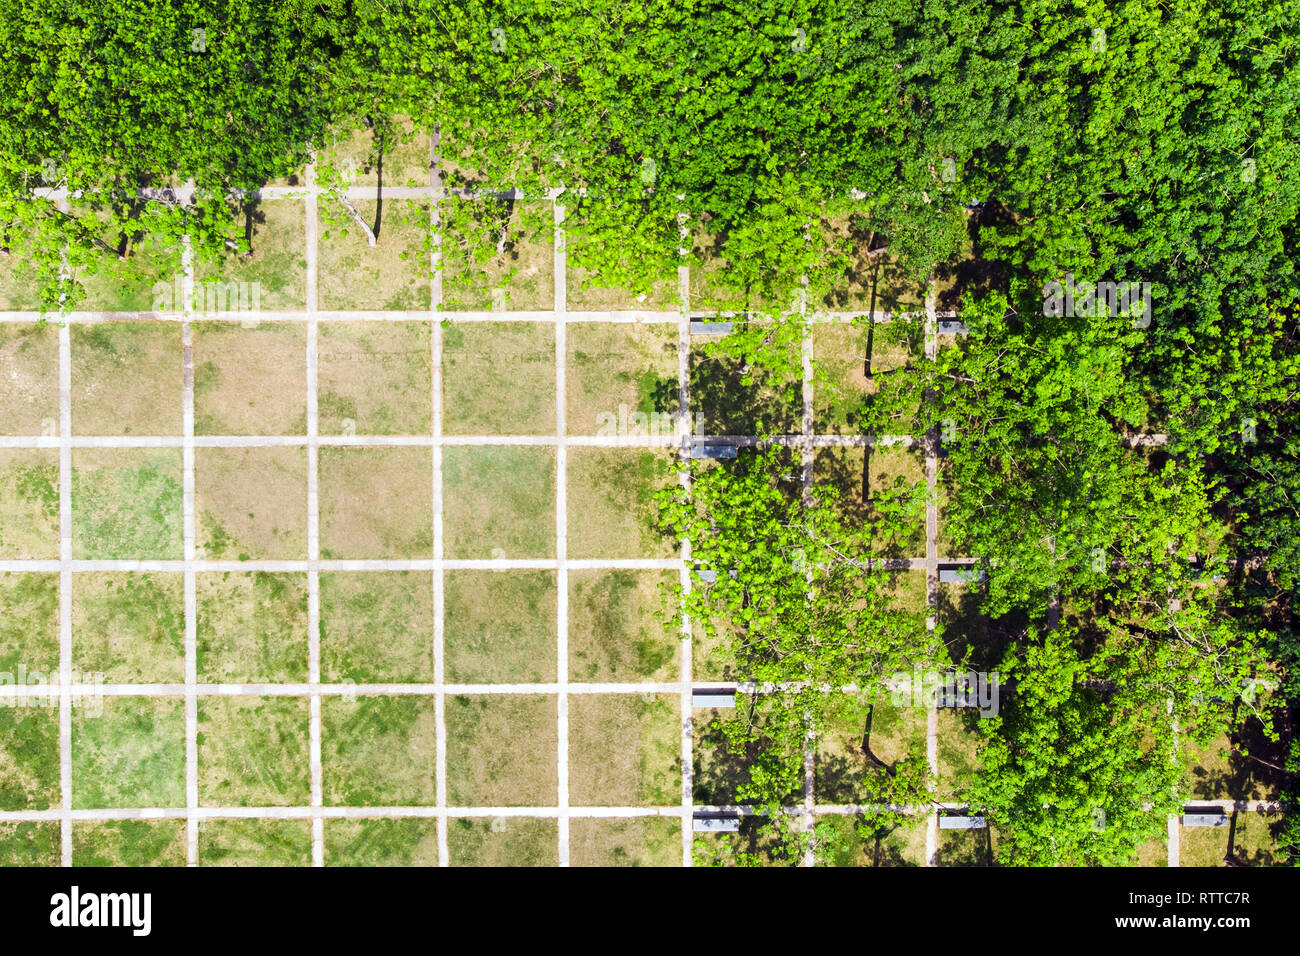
xmin=566 ymin=448 xmax=675 ymax=559
xmin=442 ymin=446 xmax=555 ymax=559
xmin=71 ymin=448 xmax=183 ymax=559
xmin=196 ymin=572 xmax=309 ymax=683
xmin=196 ymin=446 xmax=307 ymax=560
xmin=319 ymin=571 xmax=435 ymax=683
xmin=0 ymin=706 xmax=60 ymax=811
xmin=0 ymin=573 xmax=59 ymax=675
xmin=446 ymin=816 xmax=558 ymax=867
xmin=325 ymin=818 xmax=439 ymax=866
xmin=197 ymin=696 xmax=310 ymax=807
xmin=566 ymin=322 xmax=678 ymax=436
xmin=317 ymin=200 xmax=429 ymax=311
xmin=72 ymin=696 xmax=185 ymax=809
xmin=0 ymin=822 xmax=60 ymax=866
xmin=569 ymin=817 xmax=682 ymax=867
xmin=72 ymin=820 xmax=186 ymax=867
xmin=442 ymin=322 xmax=555 ymax=435
xmin=318 ymin=446 xmax=433 ymax=559
xmin=71 ymin=322 xmax=183 ymax=435
xmin=321 ymin=695 xmax=437 ymax=806
xmin=568 ymin=569 xmax=677 ymax=682
xmin=0 ymin=324 xmax=58 ymax=435
xmin=192 ymin=322 xmax=306 ymax=435
xmin=198 ymin=819 xmax=312 ymax=866
xmin=444 ymin=570 xmax=556 ymax=684
xmin=812 ymin=319 xmax=923 ymax=434
xmin=72 ymin=572 xmax=185 ymax=683
xmin=814 ymin=693 xmax=927 ymax=805
xmin=446 ymin=694 xmax=557 ymax=807
xmin=193 ymin=199 xmax=307 ymax=311
xmin=569 ymin=694 xmax=680 ymax=807
xmin=318 ymin=321 xmax=432 ymax=435
xmin=0 ymin=449 xmax=58 ymax=559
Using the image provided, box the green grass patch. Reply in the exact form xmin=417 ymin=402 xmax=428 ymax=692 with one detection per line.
xmin=72 ymin=696 xmax=185 ymax=809
xmin=0 ymin=450 xmax=59 ymax=558
xmin=0 ymin=572 xmax=59 ymax=675
xmin=442 ymin=446 xmax=555 ymax=558
xmin=72 ymin=820 xmax=186 ymax=866
xmin=325 ymin=818 xmax=439 ymax=866
xmin=197 ymin=696 xmax=310 ymax=807
xmin=568 ymin=569 xmax=677 ymax=682
xmin=194 ymin=199 xmax=307 ymax=310
xmin=71 ymin=448 xmax=183 ymax=559
xmin=566 ymin=448 xmax=675 ymax=559
xmin=0 ymin=822 xmax=60 ymax=865
xmin=0 ymin=706 xmax=60 ymax=811
xmin=198 ymin=818 xmax=312 ymax=866
xmin=442 ymin=322 xmax=555 ymax=435
xmin=321 ymin=696 xmax=438 ymax=806
xmin=197 ymin=572 xmax=309 ymax=683
xmin=72 ymin=572 xmax=185 ymax=683
xmin=444 ymin=570 xmax=557 ymax=683
xmin=320 ymin=572 xmax=435 ymax=682
xmin=317 ymin=200 xmax=430 ymax=310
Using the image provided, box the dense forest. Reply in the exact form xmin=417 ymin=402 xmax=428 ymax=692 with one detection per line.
xmin=1 ymin=0 xmax=1297 ymax=865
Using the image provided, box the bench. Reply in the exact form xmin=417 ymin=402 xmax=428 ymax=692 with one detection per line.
xmin=939 ymin=815 xmax=986 ymax=830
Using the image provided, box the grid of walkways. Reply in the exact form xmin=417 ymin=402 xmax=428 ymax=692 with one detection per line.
xmin=0 ymin=160 xmax=1276 ymax=868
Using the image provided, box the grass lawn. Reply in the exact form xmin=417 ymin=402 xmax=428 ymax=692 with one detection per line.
xmin=442 ymin=322 xmax=555 ymax=435
xmin=319 ymin=572 xmax=435 ymax=683
xmin=192 ymin=321 xmax=306 ymax=435
xmin=321 ymin=696 xmax=437 ymax=806
xmin=0 ymin=324 xmax=58 ymax=434
xmin=318 ymin=321 xmax=432 ymax=435
xmin=570 ymin=817 xmax=681 ymax=866
xmin=445 ymin=694 xmax=557 ymax=806
xmin=442 ymin=446 xmax=555 ymax=559
xmin=446 ymin=816 xmax=557 ymax=866
xmin=196 ymin=572 xmax=309 ymax=683
xmin=566 ymin=448 xmax=676 ymax=559
xmin=444 ymin=570 xmax=557 ymax=683
xmin=318 ymin=446 xmax=433 ymax=559
xmin=72 ymin=572 xmax=185 ymax=683
xmin=568 ymin=569 xmax=677 ymax=682
xmin=325 ymin=818 xmax=439 ymax=866
xmin=72 ymin=696 xmax=185 ymax=809
xmin=197 ymin=696 xmax=310 ymax=807
xmin=71 ymin=448 xmax=183 ymax=559
xmin=196 ymin=446 xmax=308 ymax=560
xmin=71 ymin=322 xmax=183 ymax=435
xmin=0 ymin=450 xmax=58 ymax=558
xmin=568 ymin=694 xmax=680 ymax=806
xmin=197 ymin=818 xmax=312 ymax=866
